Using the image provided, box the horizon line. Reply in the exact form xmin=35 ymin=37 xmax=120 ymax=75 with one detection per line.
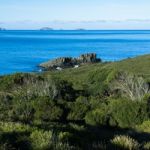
xmin=1 ymin=29 xmax=150 ymax=31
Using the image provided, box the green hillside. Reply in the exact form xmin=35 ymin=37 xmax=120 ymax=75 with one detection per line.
xmin=111 ymin=54 xmax=150 ymax=78
xmin=0 ymin=54 xmax=150 ymax=150
xmin=48 ymin=54 xmax=150 ymax=93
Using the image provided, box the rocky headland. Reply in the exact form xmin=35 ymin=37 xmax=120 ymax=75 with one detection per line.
xmin=39 ymin=53 xmax=101 ymax=71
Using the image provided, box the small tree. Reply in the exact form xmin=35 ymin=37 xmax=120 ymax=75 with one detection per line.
xmin=111 ymin=72 xmax=149 ymax=101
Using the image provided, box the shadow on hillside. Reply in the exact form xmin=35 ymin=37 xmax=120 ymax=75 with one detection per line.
xmin=32 ymin=122 xmax=150 ymax=149
xmin=0 ymin=123 xmax=150 ymax=150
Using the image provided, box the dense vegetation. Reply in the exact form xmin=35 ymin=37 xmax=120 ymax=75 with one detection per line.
xmin=0 ymin=54 xmax=150 ymax=150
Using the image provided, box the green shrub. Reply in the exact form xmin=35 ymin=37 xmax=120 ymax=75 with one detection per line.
xmin=0 ymin=93 xmax=13 ymax=121
xmin=67 ymin=96 xmax=89 ymax=121
xmin=111 ymin=135 xmax=139 ymax=150
xmin=108 ymin=99 xmax=149 ymax=128
xmin=0 ymin=74 xmax=18 ymax=90
xmin=34 ymin=97 xmax=63 ymax=121
xmin=143 ymin=94 xmax=150 ymax=102
xmin=85 ymin=98 xmax=149 ymax=128
xmin=11 ymin=99 xmax=34 ymax=123
xmin=69 ymin=123 xmax=85 ymax=131
xmin=51 ymin=142 xmax=77 ymax=150
xmin=58 ymin=132 xmax=73 ymax=142
xmin=90 ymin=142 xmax=107 ymax=150
xmin=144 ymin=142 xmax=150 ymax=150
xmin=0 ymin=143 xmax=13 ymax=150
xmin=136 ymin=120 xmax=150 ymax=133
xmin=56 ymin=80 xmax=77 ymax=101
xmin=85 ymin=105 xmax=108 ymax=126
xmin=0 ymin=121 xmax=32 ymax=132
xmin=30 ymin=130 xmax=52 ymax=150
xmin=143 ymin=94 xmax=150 ymax=116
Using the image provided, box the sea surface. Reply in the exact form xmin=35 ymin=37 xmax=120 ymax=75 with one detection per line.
xmin=0 ymin=30 xmax=150 ymax=75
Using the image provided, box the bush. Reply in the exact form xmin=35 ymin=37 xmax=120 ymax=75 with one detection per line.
xmin=56 ymin=80 xmax=77 ymax=101
xmin=30 ymin=130 xmax=52 ymax=150
xmin=144 ymin=142 xmax=150 ymax=150
xmin=85 ymin=104 xmax=108 ymax=126
xmin=13 ymin=75 xmax=58 ymax=100
xmin=69 ymin=123 xmax=85 ymax=131
xmin=51 ymin=142 xmax=77 ymax=150
xmin=110 ymin=73 xmax=149 ymax=101
xmin=67 ymin=96 xmax=89 ymax=121
xmin=34 ymin=97 xmax=63 ymax=121
xmin=143 ymin=94 xmax=150 ymax=103
xmin=89 ymin=142 xmax=107 ymax=150
xmin=108 ymin=99 xmax=149 ymax=128
xmin=0 ymin=93 xmax=13 ymax=121
xmin=0 ymin=143 xmax=13 ymax=150
xmin=111 ymin=135 xmax=139 ymax=150
xmin=85 ymin=98 xmax=149 ymax=128
xmin=58 ymin=132 xmax=73 ymax=142
xmin=11 ymin=98 xmax=34 ymax=123
xmin=136 ymin=120 xmax=150 ymax=133
xmin=0 ymin=121 xmax=32 ymax=132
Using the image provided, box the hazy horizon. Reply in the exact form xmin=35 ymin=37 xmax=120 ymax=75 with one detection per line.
xmin=0 ymin=0 xmax=150 ymax=29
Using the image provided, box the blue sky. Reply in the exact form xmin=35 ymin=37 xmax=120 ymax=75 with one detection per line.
xmin=0 ymin=0 xmax=150 ymax=29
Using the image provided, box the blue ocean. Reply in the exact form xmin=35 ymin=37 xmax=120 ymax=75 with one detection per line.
xmin=0 ymin=30 xmax=150 ymax=75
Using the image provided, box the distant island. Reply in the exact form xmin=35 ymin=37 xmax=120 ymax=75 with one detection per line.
xmin=0 ymin=27 xmax=6 ymax=31
xmin=39 ymin=28 xmax=87 ymax=31
xmin=76 ymin=28 xmax=86 ymax=31
xmin=40 ymin=27 xmax=54 ymax=31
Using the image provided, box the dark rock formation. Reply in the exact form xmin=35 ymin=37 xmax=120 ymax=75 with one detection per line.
xmin=39 ymin=53 xmax=101 ymax=71
xmin=78 ymin=53 xmax=101 ymax=63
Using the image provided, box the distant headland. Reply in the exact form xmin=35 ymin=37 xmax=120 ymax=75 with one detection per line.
xmin=39 ymin=28 xmax=86 ymax=31
xmin=40 ymin=27 xmax=54 ymax=31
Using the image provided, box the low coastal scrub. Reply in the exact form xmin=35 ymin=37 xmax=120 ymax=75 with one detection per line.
xmin=144 ymin=142 xmax=150 ymax=150
xmin=111 ymin=135 xmax=139 ymax=150
xmin=136 ymin=120 xmax=150 ymax=133
xmin=30 ymin=130 xmax=52 ymax=150
xmin=85 ymin=99 xmax=149 ymax=128
xmin=110 ymin=72 xmax=149 ymax=101
xmin=0 ymin=55 xmax=149 ymax=149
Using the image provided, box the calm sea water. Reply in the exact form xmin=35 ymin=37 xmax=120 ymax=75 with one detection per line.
xmin=0 ymin=30 xmax=150 ymax=75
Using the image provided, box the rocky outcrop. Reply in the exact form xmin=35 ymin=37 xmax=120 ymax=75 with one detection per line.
xmin=78 ymin=53 xmax=101 ymax=63
xmin=39 ymin=53 xmax=101 ymax=71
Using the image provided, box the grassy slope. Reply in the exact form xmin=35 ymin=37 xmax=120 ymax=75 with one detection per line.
xmin=0 ymin=54 xmax=150 ymax=93
xmin=110 ymin=54 xmax=150 ymax=79
xmin=47 ymin=54 xmax=150 ymax=90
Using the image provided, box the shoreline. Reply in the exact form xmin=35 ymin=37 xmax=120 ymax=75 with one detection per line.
xmin=1 ymin=30 xmax=150 ymax=75
xmin=0 ymin=53 xmax=149 ymax=77
xmin=2 ymin=29 xmax=150 ymax=31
